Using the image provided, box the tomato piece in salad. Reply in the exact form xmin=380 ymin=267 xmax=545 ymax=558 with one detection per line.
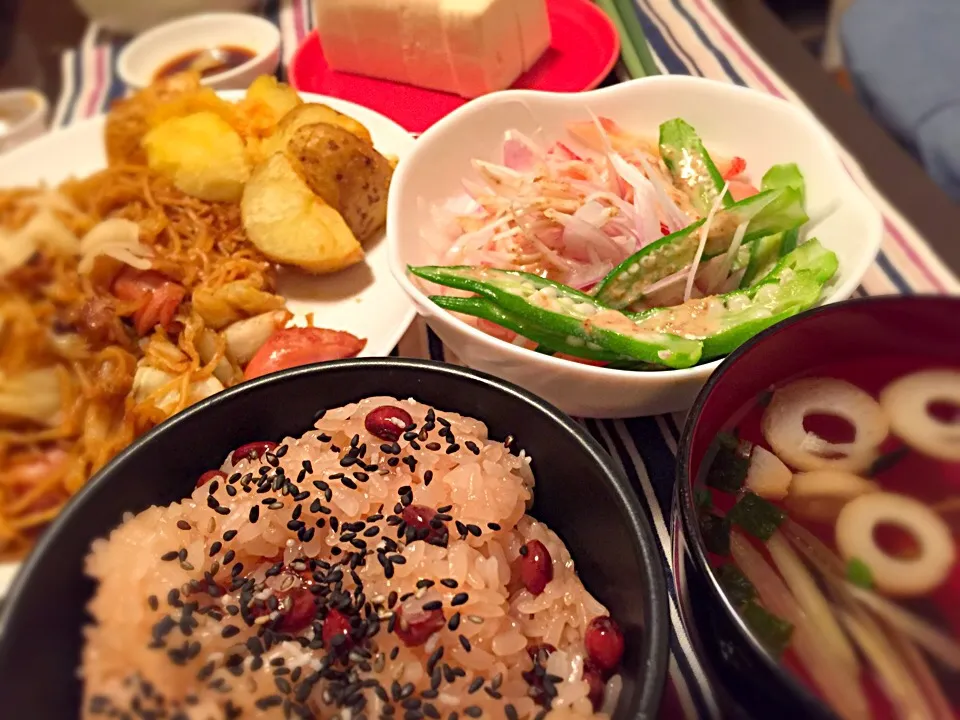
xmin=243 ymin=327 xmax=367 ymax=380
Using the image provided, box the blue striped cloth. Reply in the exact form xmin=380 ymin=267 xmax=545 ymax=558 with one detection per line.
xmin=51 ymin=1 xmax=959 ymax=717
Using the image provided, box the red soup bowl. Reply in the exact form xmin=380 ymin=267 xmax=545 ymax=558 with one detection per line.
xmin=674 ymin=295 xmax=960 ymax=719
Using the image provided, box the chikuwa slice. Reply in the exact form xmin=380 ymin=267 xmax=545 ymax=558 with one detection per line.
xmin=836 ymin=492 xmax=956 ymax=597
xmin=879 ymin=369 xmax=960 ymax=462
xmin=762 ymin=377 xmax=889 ymax=473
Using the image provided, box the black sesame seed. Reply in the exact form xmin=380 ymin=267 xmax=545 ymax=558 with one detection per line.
xmin=223 ymin=529 xmax=238 ymax=541
xmin=255 ymin=695 xmax=283 ymax=710
xmin=505 ymin=705 xmax=519 ymax=720
xmin=445 ymin=444 xmax=460 ymax=455
xmin=424 ymin=470 xmax=434 ymax=486
xmin=147 ymin=595 xmax=159 ymax=611
xmin=249 ymin=506 xmax=259 ymax=523
xmin=440 ymin=578 xmax=458 ymax=589
xmin=519 ymin=544 xmax=529 ymax=557
xmin=463 ymin=707 xmax=482 ymax=718
xmin=421 ymin=600 xmax=442 ymax=612
xmin=465 ymin=524 xmax=482 ymax=537
xmin=487 ymin=522 xmax=501 ymax=531
xmin=342 ymin=477 xmax=358 ymax=490
xmin=177 ymin=520 xmax=191 ymax=530
xmin=223 ymin=549 xmax=235 ymax=564
xmin=450 ymin=593 xmax=468 ymax=607
xmin=221 ymin=625 xmax=240 ymax=638
xmin=458 ymin=635 xmax=472 ymax=652
xmin=387 ymin=457 xmax=400 ymax=467
xmin=353 ymin=471 xmax=369 ymax=482
xmin=467 ymin=677 xmax=483 ymax=694
xmin=465 ymin=441 xmax=480 ymax=455
xmin=425 ymin=442 xmax=441 ymax=451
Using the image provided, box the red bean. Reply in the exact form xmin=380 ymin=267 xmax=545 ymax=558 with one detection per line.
xmin=196 ymin=469 xmax=226 ymax=488
xmin=393 ymin=605 xmax=445 ymax=647
xmin=401 ymin=504 xmax=446 ymax=543
xmin=364 ymin=406 xmax=413 ymax=441
xmin=276 ymin=588 xmax=316 ymax=634
xmin=585 ymin=616 xmax=624 ymax=672
xmin=520 ymin=540 xmax=553 ymax=595
xmin=583 ymin=660 xmax=606 ymax=711
xmin=229 ymin=441 xmax=278 ymax=465
xmin=322 ymin=608 xmax=353 ymax=651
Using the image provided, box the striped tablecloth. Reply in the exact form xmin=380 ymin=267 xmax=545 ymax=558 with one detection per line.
xmin=52 ymin=2 xmax=960 ymax=718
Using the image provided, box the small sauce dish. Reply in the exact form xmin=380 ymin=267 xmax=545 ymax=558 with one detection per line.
xmin=0 ymin=89 xmax=49 ymax=154
xmin=117 ymin=12 xmax=281 ymax=91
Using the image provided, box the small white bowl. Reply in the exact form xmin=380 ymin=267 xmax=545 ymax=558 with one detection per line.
xmin=0 ymin=89 xmax=48 ymax=154
xmin=387 ymin=76 xmax=884 ymax=418
xmin=117 ymin=13 xmax=280 ymax=91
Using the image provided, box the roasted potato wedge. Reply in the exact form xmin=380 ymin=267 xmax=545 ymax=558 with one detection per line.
xmin=259 ymin=103 xmax=374 ymax=158
xmin=242 ymin=76 xmax=302 ymax=124
xmin=241 ymin=153 xmax=363 ymax=274
xmin=286 ymin=122 xmax=393 ymax=242
xmin=143 ymin=112 xmax=251 ymax=202
xmin=104 ymin=72 xmax=203 ymax=165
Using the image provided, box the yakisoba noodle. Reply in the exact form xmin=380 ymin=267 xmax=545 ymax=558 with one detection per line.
xmin=0 ymin=165 xmax=287 ymax=557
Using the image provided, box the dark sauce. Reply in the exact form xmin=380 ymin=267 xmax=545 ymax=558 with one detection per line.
xmin=153 ymin=46 xmax=256 ymax=81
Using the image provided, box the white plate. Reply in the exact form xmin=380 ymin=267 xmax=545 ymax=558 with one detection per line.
xmin=0 ymin=91 xmax=417 ymax=597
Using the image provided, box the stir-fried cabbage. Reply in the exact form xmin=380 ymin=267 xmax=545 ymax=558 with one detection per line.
xmin=0 ymin=367 xmax=62 ymax=426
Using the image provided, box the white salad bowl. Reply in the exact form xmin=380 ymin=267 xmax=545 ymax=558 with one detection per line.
xmin=387 ymin=75 xmax=883 ymax=418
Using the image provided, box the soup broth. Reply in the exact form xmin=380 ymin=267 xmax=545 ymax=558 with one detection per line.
xmin=697 ymin=356 xmax=960 ymax=719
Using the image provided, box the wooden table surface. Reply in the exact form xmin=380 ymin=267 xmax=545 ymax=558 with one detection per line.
xmin=2 ymin=0 xmax=958 ymax=275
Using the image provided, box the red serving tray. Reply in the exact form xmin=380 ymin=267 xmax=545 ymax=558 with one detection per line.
xmin=288 ymin=0 xmax=620 ymax=134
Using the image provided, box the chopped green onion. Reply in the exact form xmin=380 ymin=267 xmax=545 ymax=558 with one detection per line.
xmin=846 ymin=558 xmax=874 ymax=589
xmin=705 ymin=433 xmax=752 ymax=493
xmin=700 ymin=512 xmax=731 ymax=556
xmin=715 ymin=564 xmax=757 ymax=606
xmin=728 ymin=492 xmax=786 ymax=541
xmin=694 ymin=487 xmax=713 ymax=511
xmin=740 ymin=600 xmax=794 ymax=658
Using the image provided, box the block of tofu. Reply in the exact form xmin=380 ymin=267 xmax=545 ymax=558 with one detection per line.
xmin=315 ymin=0 xmax=551 ymax=99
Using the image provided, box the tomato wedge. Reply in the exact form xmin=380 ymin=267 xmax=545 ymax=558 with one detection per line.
xmin=112 ymin=267 xmax=186 ymax=336
xmin=243 ymin=327 xmax=367 ymax=380
xmin=720 ymin=155 xmax=747 ymax=180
